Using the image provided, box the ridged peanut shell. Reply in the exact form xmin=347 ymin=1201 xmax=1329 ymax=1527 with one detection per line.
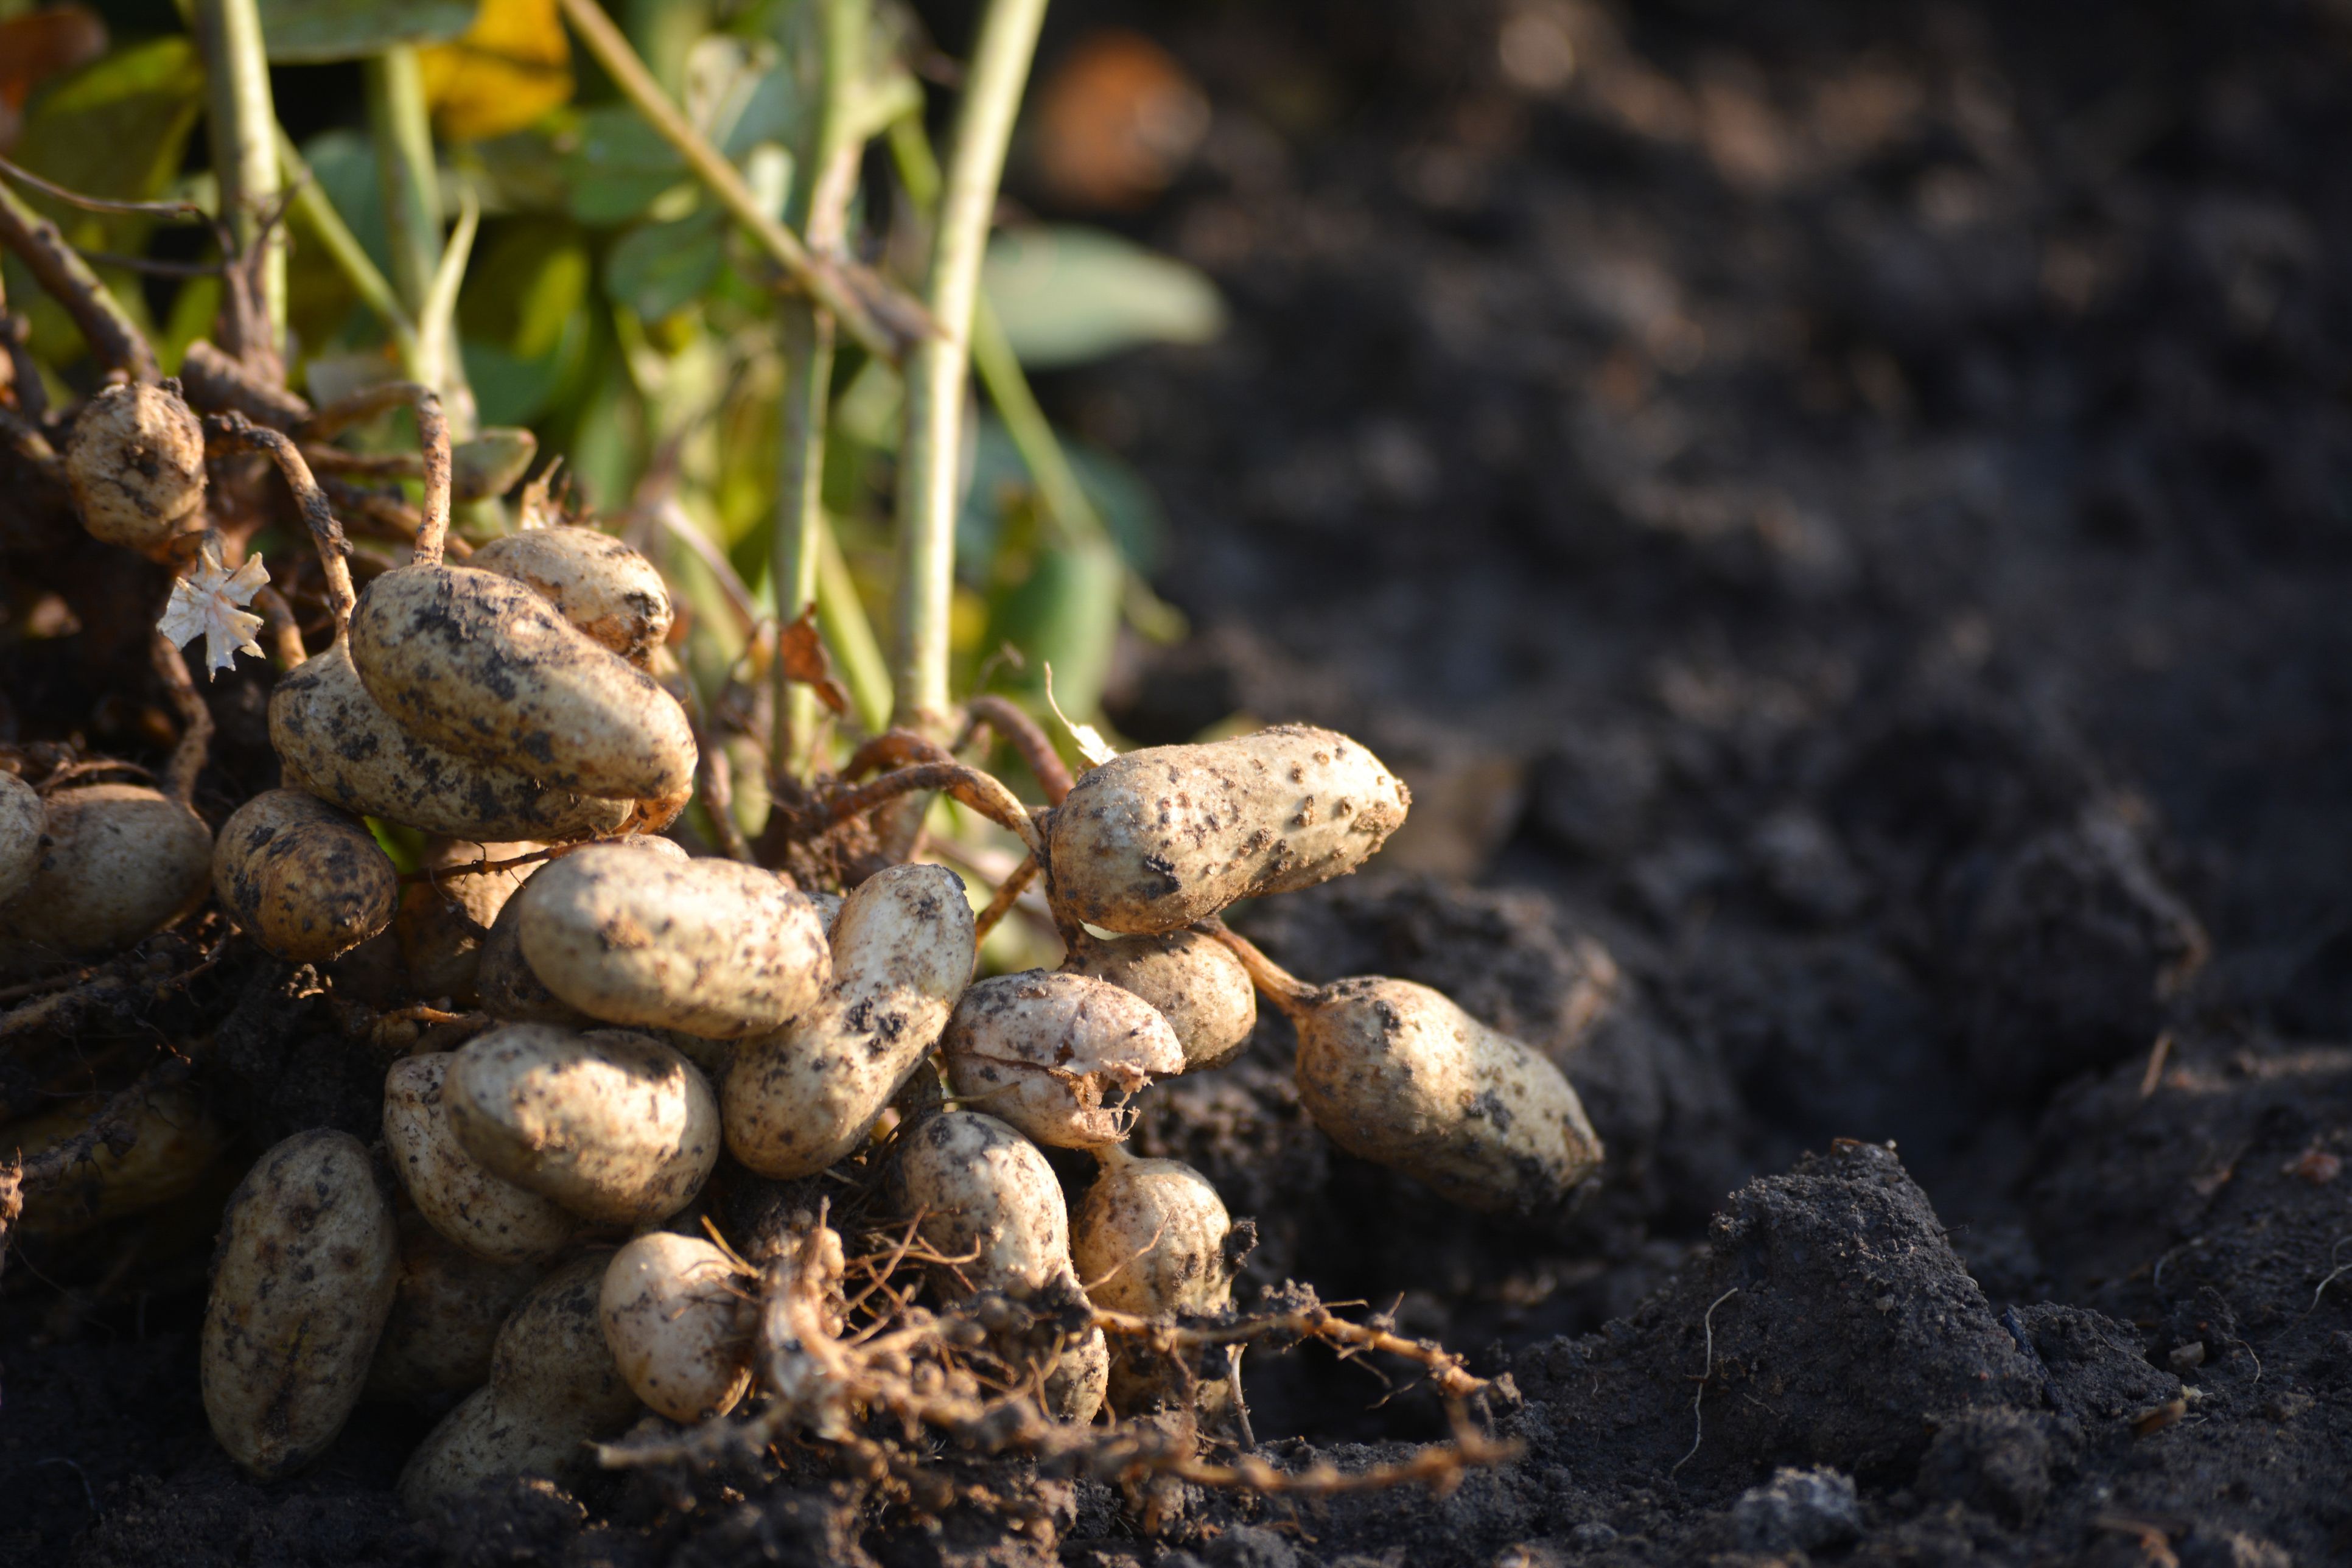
xmin=599 ymin=1233 xmax=752 ymax=1421
xmin=65 ymin=381 xmax=205 ymax=551
xmin=212 ymin=789 xmax=399 ymax=963
xmin=1062 ymin=928 xmax=1257 ymax=1072
xmin=942 ymin=971 xmax=1183 ymax=1149
xmin=517 ymin=845 xmax=828 ymax=1039
xmin=1073 ymin=1152 xmax=1235 ymax=1318
xmin=349 ymin=564 xmax=695 ymax=801
xmin=395 ymin=838 xmax=544 ymax=1006
xmin=1046 ymin=725 xmax=1410 ymax=933
xmin=201 ymin=1130 xmax=399 ymax=1479
xmin=383 ymin=1053 xmax=580 ymax=1265
xmin=471 ymin=527 xmax=673 ymax=668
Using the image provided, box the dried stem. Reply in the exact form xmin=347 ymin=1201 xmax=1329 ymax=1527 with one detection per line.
xmin=956 ymin=695 xmax=1074 ymax=804
xmin=817 ymin=761 xmax=1044 ymax=858
xmin=0 ymin=404 xmax=61 ymax=478
xmin=971 ymin=853 xmax=1040 ymax=945
xmin=203 ymin=413 xmax=355 ymax=631
xmin=250 ymin=586 xmax=308 ymax=668
xmin=0 ymin=178 xmax=158 ymax=383
xmin=299 ymin=382 xmax=452 ymax=564
xmin=1090 ymin=1296 xmax=1489 ymax=1402
xmin=150 ymin=635 xmax=212 ymax=807
xmin=841 ymin=728 xmax=959 ymax=782
xmin=178 ymin=338 xmax=310 ymax=429
xmin=1202 ymin=919 xmax=1317 ymax=1017
xmin=2 ymin=309 xmax=48 ymax=419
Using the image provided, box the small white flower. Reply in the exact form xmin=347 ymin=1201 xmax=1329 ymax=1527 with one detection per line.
xmin=158 ymin=537 xmax=269 ymax=679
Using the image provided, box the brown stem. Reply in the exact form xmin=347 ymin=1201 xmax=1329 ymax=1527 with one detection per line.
xmin=0 ymin=178 xmax=158 ymax=383
xmin=320 ymin=475 xmax=472 ymax=559
xmin=1091 ymin=1297 xmax=1486 ymax=1401
xmin=149 ymin=634 xmax=212 ymax=807
xmin=298 ymin=381 xmax=451 ymax=564
xmin=178 ymin=338 xmax=310 ymax=429
xmin=203 ymin=413 xmax=355 ymax=631
xmin=1200 ymin=919 xmax=1317 ymax=1018
xmin=250 ymin=585 xmax=307 ymax=668
xmin=817 ymin=762 xmax=1044 ymax=858
xmin=970 ymin=853 xmax=1040 ymax=945
xmin=0 ymin=404 xmax=61 ymax=478
xmin=695 ymin=723 xmax=754 ymax=863
xmin=956 ymin=695 xmax=1075 ymax=805
xmin=841 ymin=728 xmax=959 ymax=782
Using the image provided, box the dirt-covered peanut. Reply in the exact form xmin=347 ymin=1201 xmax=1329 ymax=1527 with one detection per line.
xmin=0 ymin=771 xmax=41 ymax=907
xmin=0 ymin=783 xmax=211 ymax=958
xmin=397 ymin=1254 xmax=640 ymax=1514
xmin=383 ymin=1054 xmax=579 ymax=1266
xmin=272 ymin=642 xmax=636 ymax=842
xmin=517 ymin=845 xmax=829 ymax=1039
xmin=9 ymin=1084 xmax=225 ymax=1236
xmin=467 ymin=842 xmax=690 ymax=1024
xmin=65 ymin=380 xmax=206 ymax=551
xmin=724 ymin=863 xmax=975 ymax=1178
xmin=470 ymin=527 xmax=673 ymax=668
xmin=1073 ymin=1148 xmax=1236 ymax=1318
xmin=1061 ymin=928 xmax=1257 ymax=1072
xmin=201 ymin=1130 xmax=399 ymax=1480
xmin=366 ymin=1213 xmax=544 ymax=1407
xmin=446 ymin=1024 xmax=719 ymax=1225
xmin=1292 ymin=977 xmax=1604 ymax=1216
xmin=1045 ymin=725 xmax=1410 ymax=934
xmin=396 ymin=839 xmax=543 ymax=1006
xmin=942 ymin=971 xmax=1183 ymax=1149
xmin=349 ymin=564 xmax=696 ymax=802
xmin=599 ymin=1232 xmax=752 ymax=1421
xmin=894 ymin=1111 xmax=1073 ymax=1298
xmin=1045 ymin=1326 xmax=1108 ymax=1424
xmin=211 ymin=789 xmax=398 ymax=963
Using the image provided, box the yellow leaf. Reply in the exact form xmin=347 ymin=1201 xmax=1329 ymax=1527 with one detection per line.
xmin=419 ymin=0 xmax=574 ymax=142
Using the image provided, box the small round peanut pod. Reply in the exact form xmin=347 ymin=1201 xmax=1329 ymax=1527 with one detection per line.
xmin=398 ymin=1253 xmax=640 ymax=1514
xmin=724 ymin=863 xmax=976 ymax=1179
xmin=0 ymin=782 xmax=211 ymax=959
xmin=65 ymin=380 xmax=206 ymax=553
xmin=1045 ymin=724 xmax=1410 ymax=934
xmin=212 ymin=789 xmax=399 ymax=964
xmin=383 ymin=1054 xmax=579 ymax=1266
xmin=1045 ymin=1326 xmax=1109 ymax=1424
xmin=349 ymin=564 xmax=696 ymax=802
xmin=9 ymin=1083 xmax=225 ymax=1236
xmin=445 ymin=1024 xmax=720 ymax=1225
xmin=599 ymin=1232 xmax=753 ymax=1421
xmin=366 ymin=1212 xmax=545 ymax=1407
xmin=942 ymin=971 xmax=1183 ymax=1149
xmin=894 ymin=1110 xmax=1072 ymax=1298
xmin=1292 ymin=977 xmax=1604 ymax=1216
xmin=201 ymin=1130 xmax=399 ymax=1480
xmin=470 ymin=527 xmax=673 ymax=668
xmin=516 ymin=845 xmax=829 ymax=1040
xmin=1072 ymin=1148 xmax=1236 ymax=1318
xmin=395 ymin=838 xmax=544 ymax=1007
xmin=271 ymin=642 xmax=637 ymax=843
xmin=0 ymin=771 xmax=42 ymax=907
xmin=1062 ymin=928 xmax=1257 ymax=1072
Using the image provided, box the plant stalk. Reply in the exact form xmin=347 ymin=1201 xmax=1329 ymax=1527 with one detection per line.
xmin=887 ymin=0 xmax=1049 ymax=732
xmin=194 ymin=0 xmax=286 ymax=356
xmin=363 ymin=47 xmax=477 ymax=435
xmin=274 ymin=127 xmax=418 ymax=363
xmin=816 ymin=513 xmax=891 ymax=735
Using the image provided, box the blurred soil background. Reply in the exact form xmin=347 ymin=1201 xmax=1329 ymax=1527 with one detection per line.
xmin=10 ymin=0 xmax=2352 ymax=1563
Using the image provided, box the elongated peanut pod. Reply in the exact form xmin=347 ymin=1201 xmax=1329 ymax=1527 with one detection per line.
xmin=600 ymin=1233 xmax=753 ymax=1421
xmin=1044 ymin=725 xmax=1409 ymax=934
xmin=383 ymin=1054 xmax=579 ymax=1266
xmin=201 ymin=1130 xmax=399 ymax=1479
xmin=271 ymin=642 xmax=636 ymax=842
xmin=1061 ymin=928 xmax=1256 ymax=1072
xmin=212 ymin=789 xmax=399 ymax=963
xmin=349 ymin=564 xmax=696 ymax=802
xmin=399 ymin=1254 xmax=640 ymax=1514
xmin=1291 ymin=977 xmax=1603 ymax=1216
xmin=446 ymin=1024 xmax=721 ymax=1225
xmin=516 ymin=845 xmax=829 ymax=1040
xmin=723 ymin=863 xmax=975 ymax=1178
xmin=0 ymin=783 xmax=211 ymax=960
xmin=941 ymin=971 xmax=1183 ymax=1149
xmin=470 ymin=527 xmax=673 ymax=668
xmin=366 ymin=1213 xmax=545 ymax=1407
xmin=0 ymin=771 xmax=40 ymax=906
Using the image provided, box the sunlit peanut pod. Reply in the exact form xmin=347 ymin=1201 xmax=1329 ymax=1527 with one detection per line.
xmin=1045 ymin=724 xmax=1410 ymax=934
xmin=940 ymin=971 xmax=1184 ymax=1149
xmin=445 ymin=1024 xmax=721 ymax=1225
xmin=467 ymin=841 xmax=691 ymax=1026
xmin=516 ymin=844 xmax=830 ymax=1040
xmin=1290 ymin=977 xmax=1604 ymax=1216
xmin=384 ymin=1053 xmax=581 ymax=1266
xmin=270 ymin=641 xmax=636 ymax=842
xmin=65 ymin=380 xmax=206 ymax=553
xmin=893 ymin=1110 xmax=1073 ymax=1298
xmin=348 ymin=564 xmax=696 ymax=802
xmin=365 ymin=1212 xmax=546 ymax=1407
xmin=1060 ymin=927 xmax=1258 ymax=1072
xmin=469 ymin=526 xmax=673 ymax=668
xmin=211 ymin=788 xmax=399 ymax=963
xmin=599 ymin=1232 xmax=753 ymax=1421
xmin=1072 ymin=1147 xmax=1236 ymax=1319
xmin=0 ymin=782 xmax=211 ymax=959
xmin=201 ymin=1130 xmax=399 ymax=1480
xmin=723 ymin=863 xmax=975 ymax=1179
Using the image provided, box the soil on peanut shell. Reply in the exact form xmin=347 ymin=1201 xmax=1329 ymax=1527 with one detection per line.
xmin=8 ymin=0 xmax=2352 ymax=1563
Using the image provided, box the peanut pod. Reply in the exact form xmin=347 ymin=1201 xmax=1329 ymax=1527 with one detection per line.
xmin=0 ymin=771 xmax=41 ymax=906
xmin=65 ymin=381 xmax=206 ymax=553
xmin=470 ymin=526 xmax=673 ymax=668
xmin=383 ymin=1053 xmax=581 ymax=1266
xmin=599 ymin=1232 xmax=753 ymax=1422
xmin=365 ymin=1212 xmax=546 ymax=1408
xmin=941 ymin=971 xmax=1183 ymax=1149
xmin=9 ymin=1084 xmax=225 ymax=1236
xmin=0 ymin=782 xmax=211 ymax=961
xmin=212 ymin=789 xmax=399 ymax=964
xmin=1062 ymin=928 xmax=1258 ymax=1073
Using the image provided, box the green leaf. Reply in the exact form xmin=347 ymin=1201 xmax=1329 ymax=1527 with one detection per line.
xmin=981 ymin=226 xmax=1225 ymax=369
xmin=562 ymin=104 xmax=687 ymax=225
xmin=984 ymin=536 xmax=1125 ymax=719
xmin=13 ymin=38 xmax=205 ymax=223
xmin=257 ymin=0 xmax=478 ymax=63
xmin=457 ymin=221 xmax=592 ymax=424
xmin=603 ymin=208 xmax=726 ymax=321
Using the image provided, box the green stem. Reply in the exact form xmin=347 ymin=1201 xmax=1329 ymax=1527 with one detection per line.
xmin=888 ymin=0 xmax=1048 ymax=731
xmin=816 ymin=512 xmax=891 ymax=736
xmin=195 ymin=0 xmax=285 ymax=354
xmin=274 ymin=126 xmax=418 ymax=362
xmin=363 ymin=47 xmax=477 ymax=436
xmin=555 ymin=0 xmax=921 ymax=362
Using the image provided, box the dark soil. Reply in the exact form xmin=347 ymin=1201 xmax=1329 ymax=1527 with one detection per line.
xmin=10 ymin=0 xmax=2352 ymax=1563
